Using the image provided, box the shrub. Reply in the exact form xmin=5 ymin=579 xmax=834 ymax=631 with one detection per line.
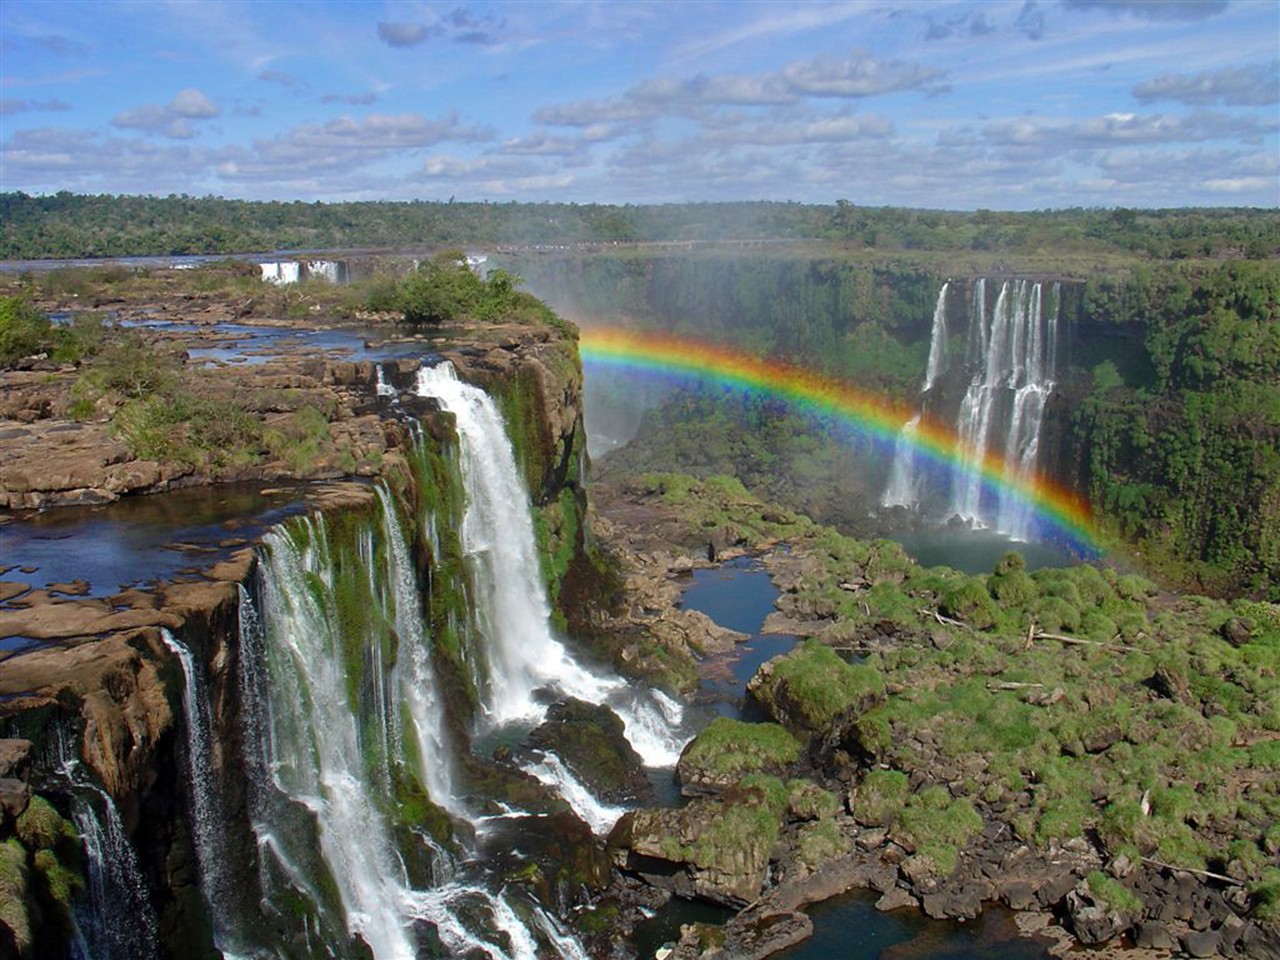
xmin=940 ymin=577 xmax=999 ymax=629
xmin=0 ymin=295 xmax=51 ymax=364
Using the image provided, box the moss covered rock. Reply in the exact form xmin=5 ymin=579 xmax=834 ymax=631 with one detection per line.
xmin=607 ymin=780 xmax=785 ymax=907
xmin=675 ymin=717 xmax=802 ymax=796
xmin=526 ymin=698 xmax=653 ymax=805
xmin=747 ymin=639 xmax=885 ymax=737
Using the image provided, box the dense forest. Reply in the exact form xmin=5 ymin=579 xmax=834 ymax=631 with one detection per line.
xmin=2 ymin=192 xmax=1278 ymax=261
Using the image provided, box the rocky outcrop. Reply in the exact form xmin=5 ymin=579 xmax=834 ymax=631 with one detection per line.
xmin=607 ymin=785 xmax=782 ymax=907
xmin=526 ymin=698 xmax=654 ymax=805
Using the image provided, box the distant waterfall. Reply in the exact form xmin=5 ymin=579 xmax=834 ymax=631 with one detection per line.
xmin=950 ymin=279 xmax=1059 ymax=539
xmin=881 ymin=278 xmax=1060 ymax=541
xmin=415 ymin=362 xmax=688 ymax=768
xmin=881 ymin=282 xmax=949 ymax=509
xmin=258 ymin=261 xmax=299 ymax=285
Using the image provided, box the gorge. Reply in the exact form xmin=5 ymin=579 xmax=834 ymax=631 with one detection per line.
xmin=1 ymin=249 xmax=1278 ymax=960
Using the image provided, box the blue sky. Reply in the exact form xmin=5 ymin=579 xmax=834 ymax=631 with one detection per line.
xmin=2 ymin=0 xmax=1277 ymax=209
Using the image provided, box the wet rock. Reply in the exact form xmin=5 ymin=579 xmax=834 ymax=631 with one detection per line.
xmin=608 ymin=785 xmax=783 ymax=907
xmin=1064 ymin=884 xmax=1134 ymax=945
xmin=527 ymin=698 xmax=654 ymax=805
xmin=875 ymin=886 xmax=916 ymax=912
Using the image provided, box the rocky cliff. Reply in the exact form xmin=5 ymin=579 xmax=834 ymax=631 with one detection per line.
xmin=0 ymin=297 xmax=591 ymax=957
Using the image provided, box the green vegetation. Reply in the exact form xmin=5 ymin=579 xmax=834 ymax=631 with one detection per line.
xmin=4 ymin=193 xmax=1277 ymax=261
xmin=643 ymin=473 xmax=1280 ymax=907
xmin=750 ymin=639 xmax=885 ymax=733
xmin=678 ymin=717 xmax=803 ymax=782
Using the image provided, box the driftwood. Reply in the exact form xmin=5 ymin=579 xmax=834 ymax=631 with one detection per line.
xmin=988 ymin=681 xmax=1045 ymax=691
xmin=919 ymin=608 xmax=967 ymax=629
xmin=1034 ymin=630 xmax=1137 ymax=653
xmin=1140 ymin=857 xmax=1245 ymax=886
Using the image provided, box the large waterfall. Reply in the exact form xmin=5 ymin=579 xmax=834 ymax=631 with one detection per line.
xmin=44 ymin=356 xmax=688 ymax=959
xmin=416 ymin=361 xmax=687 ymax=768
xmin=882 ymin=278 xmax=1060 ymax=541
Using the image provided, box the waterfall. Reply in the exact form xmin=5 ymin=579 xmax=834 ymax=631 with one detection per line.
xmin=922 ymin=281 xmax=950 ymax=393
xmin=305 ymin=260 xmax=344 ymax=283
xmin=259 ymin=261 xmax=300 ymax=285
xmin=47 ymin=732 xmax=159 ymax=960
xmin=519 ymin=752 xmax=628 ymax=835
xmin=949 ymin=279 xmax=1060 ymax=538
xmin=158 ymin=628 xmax=244 ymax=952
xmin=881 ymin=278 xmax=1060 ymax=540
xmin=881 ymin=282 xmax=948 ymax=509
xmin=415 ymin=361 xmax=688 ymax=769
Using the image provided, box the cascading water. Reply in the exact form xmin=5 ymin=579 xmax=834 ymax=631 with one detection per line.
xmin=950 ymin=279 xmax=1059 ymax=539
xmin=882 ymin=282 xmax=949 ymax=509
xmin=258 ymin=262 xmax=300 ymax=285
xmin=46 ymin=731 xmax=159 ymax=960
xmin=882 ymin=279 xmax=1059 ymax=541
xmin=158 ymin=628 xmax=241 ymax=952
xmin=415 ymin=361 xmax=688 ymax=770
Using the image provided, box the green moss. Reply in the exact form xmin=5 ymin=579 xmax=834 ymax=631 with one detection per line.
xmin=787 ymin=780 xmax=841 ymax=821
xmin=681 ymin=718 xmax=803 ymax=781
xmin=758 ymin=639 xmax=885 ymax=732
xmin=15 ymin=795 xmax=74 ymax=850
xmin=853 ymin=769 xmax=909 ymax=827
xmin=940 ymin=577 xmax=999 ymax=629
xmin=897 ymin=787 xmax=982 ymax=876
xmin=0 ymin=838 xmax=31 ymax=954
xmin=796 ymin=818 xmax=852 ymax=869
xmin=1086 ymin=870 xmax=1143 ymax=914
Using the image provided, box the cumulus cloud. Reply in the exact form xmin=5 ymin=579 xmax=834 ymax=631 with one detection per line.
xmin=539 ymin=50 xmax=946 ymax=134
xmin=1133 ymin=62 xmax=1280 ymax=107
xmin=1063 ymin=0 xmax=1227 ymax=21
xmin=213 ymin=111 xmax=494 ymax=184
xmin=444 ymin=7 xmax=505 ymax=45
xmin=2 ymin=127 xmax=209 ymax=193
xmin=1015 ymin=1 xmax=1046 ymax=40
xmin=925 ymin=11 xmax=997 ymax=40
xmin=0 ymin=98 xmax=71 ymax=116
xmin=377 ymin=8 xmax=505 ymax=48
xmin=322 ymin=90 xmax=379 ymax=106
xmin=377 ymin=21 xmax=432 ymax=47
xmin=260 ymin=69 xmax=306 ymax=89
xmin=112 ymin=88 xmax=220 ymax=139
xmin=700 ymin=110 xmax=895 ymax=146
xmin=781 ymin=52 xmax=949 ymax=98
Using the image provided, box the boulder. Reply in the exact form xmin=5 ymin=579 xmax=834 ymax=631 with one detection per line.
xmin=608 ymin=786 xmax=783 ymax=907
xmin=675 ymin=717 xmax=802 ymax=797
xmin=527 ymin=699 xmax=653 ymax=805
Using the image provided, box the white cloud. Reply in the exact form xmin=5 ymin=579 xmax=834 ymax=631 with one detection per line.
xmin=1133 ymin=61 xmax=1280 ymax=107
xmin=112 ymin=88 xmax=220 ymax=139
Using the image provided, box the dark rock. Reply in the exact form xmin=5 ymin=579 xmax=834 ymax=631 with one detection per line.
xmin=1035 ymin=872 xmax=1076 ymax=908
xmin=999 ymin=880 xmax=1037 ymax=911
xmin=1134 ymin=920 xmax=1177 ymax=950
xmin=921 ymin=889 xmax=981 ymax=921
xmin=1234 ymin=921 xmax=1280 ymax=960
xmin=0 ymin=740 xmax=33 ymax=781
xmin=0 ymin=778 xmax=30 ymax=820
xmin=1219 ymin=617 xmax=1253 ymax=647
xmin=1182 ymin=926 xmax=1221 ymax=958
xmin=527 ymin=698 xmax=654 ymax=805
xmin=1064 ymin=885 xmax=1135 ymax=945
xmin=710 ymin=909 xmax=814 ymax=960
xmin=875 ymin=886 xmax=916 ymax=912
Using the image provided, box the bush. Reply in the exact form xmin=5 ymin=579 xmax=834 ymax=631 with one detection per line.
xmin=0 ymin=295 xmax=51 ymax=364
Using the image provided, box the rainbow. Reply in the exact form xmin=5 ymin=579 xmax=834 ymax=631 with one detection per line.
xmin=579 ymin=326 xmax=1099 ymax=554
